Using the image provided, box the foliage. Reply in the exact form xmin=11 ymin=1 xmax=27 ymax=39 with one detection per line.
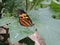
xmin=4 ymin=0 xmax=25 ymax=17
xmin=0 ymin=0 xmax=60 ymax=45
xmin=50 ymin=0 xmax=60 ymax=12
xmin=52 ymin=12 xmax=60 ymax=19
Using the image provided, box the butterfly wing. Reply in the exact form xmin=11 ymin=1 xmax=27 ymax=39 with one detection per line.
xmin=19 ymin=17 xmax=33 ymax=27
xmin=17 ymin=9 xmax=34 ymax=27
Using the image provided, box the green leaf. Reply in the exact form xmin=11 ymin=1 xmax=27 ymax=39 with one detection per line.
xmin=50 ymin=0 xmax=60 ymax=12
xmin=0 ymin=0 xmax=2 ymax=2
xmin=0 ymin=17 xmax=14 ymax=26
xmin=9 ymin=7 xmax=60 ymax=44
xmin=9 ymin=19 xmax=34 ymax=43
xmin=28 ymin=7 xmax=60 ymax=45
xmin=52 ymin=12 xmax=60 ymax=19
xmin=0 ymin=16 xmax=35 ymax=43
xmin=0 ymin=0 xmax=60 ymax=44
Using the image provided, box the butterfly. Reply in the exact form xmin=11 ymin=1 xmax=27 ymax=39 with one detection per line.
xmin=17 ymin=9 xmax=34 ymax=27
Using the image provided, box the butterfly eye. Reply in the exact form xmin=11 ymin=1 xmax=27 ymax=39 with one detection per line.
xmin=20 ymin=17 xmax=23 ymax=18
xmin=24 ymin=16 xmax=26 ymax=17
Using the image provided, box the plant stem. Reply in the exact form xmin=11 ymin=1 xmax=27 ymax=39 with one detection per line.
xmin=30 ymin=0 xmax=40 ymax=10
xmin=26 ymin=0 xmax=28 ymax=11
xmin=9 ymin=1 xmax=15 ymax=16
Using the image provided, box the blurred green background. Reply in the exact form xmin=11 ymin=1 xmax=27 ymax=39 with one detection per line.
xmin=0 ymin=0 xmax=60 ymax=45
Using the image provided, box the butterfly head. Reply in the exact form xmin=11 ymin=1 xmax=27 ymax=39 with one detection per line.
xmin=17 ymin=9 xmax=26 ymax=15
xmin=17 ymin=9 xmax=29 ymax=19
xmin=19 ymin=13 xmax=29 ymax=19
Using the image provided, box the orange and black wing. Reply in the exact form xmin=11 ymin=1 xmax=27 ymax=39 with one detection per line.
xmin=17 ymin=9 xmax=34 ymax=27
xmin=19 ymin=16 xmax=33 ymax=27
